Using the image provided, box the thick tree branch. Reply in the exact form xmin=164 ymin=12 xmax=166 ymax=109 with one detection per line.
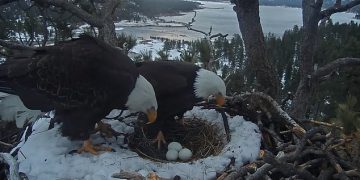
xmin=0 ymin=39 xmax=34 ymax=50
xmin=320 ymin=0 xmax=360 ymax=19
xmin=227 ymin=92 xmax=306 ymax=135
xmin=312 ymin=58 xmax=360 ymax=81
xmin=100 ymin=0 xmax=121 ymax=19
xmin=0 ymin=0 xmax=16 ymax=6
xmin=263 ymin=151 xmax=317 ymax=180
xmin=33 ymin=0 xmax=104 ymax=27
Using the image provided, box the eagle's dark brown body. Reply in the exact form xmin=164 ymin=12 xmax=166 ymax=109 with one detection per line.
xmin=136 ymin=61 xmax=202 ymax=138
xmin=0 ymin=35 xmax=139 ymax=140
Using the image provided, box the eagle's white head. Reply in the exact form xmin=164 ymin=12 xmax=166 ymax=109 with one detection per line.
xmin=194 ymin=69 xmax=226 ymax=106
xmin=125 ymin=75 xmax=158 ymax=124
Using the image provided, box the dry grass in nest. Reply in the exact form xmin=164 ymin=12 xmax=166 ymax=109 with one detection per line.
xmin=128 ymin=117 xmax=226 ymax=162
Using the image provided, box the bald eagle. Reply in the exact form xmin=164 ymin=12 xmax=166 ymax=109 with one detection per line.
xmin=136 ymin=61 xmax=226 ymax=148
xmin=0 ymin=35 xmax=158 ymax=154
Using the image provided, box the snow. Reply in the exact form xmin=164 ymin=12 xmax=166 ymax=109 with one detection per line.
xmin=0 ymin=95 xmax=43 ymax=128
xmin=130 ymin=39 xmax=165 ymax=59
xmin=13 ymin=107 xmax=261 ymax=180
xmin=129 ymin=40 xmax=183 ymax=60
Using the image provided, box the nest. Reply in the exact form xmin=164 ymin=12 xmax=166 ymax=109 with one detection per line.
xmin=128 ymin=117 xmax=226 ymax=162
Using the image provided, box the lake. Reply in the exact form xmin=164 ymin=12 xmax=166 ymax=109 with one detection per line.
xmin=117 ymin=1 xmax=360 ymax=40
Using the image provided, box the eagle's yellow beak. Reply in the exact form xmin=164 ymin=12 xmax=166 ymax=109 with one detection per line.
xmin=215 ymin=95 xmax=225 ymax=106
xmin=146 ymin=109 xmax=157 ymax=124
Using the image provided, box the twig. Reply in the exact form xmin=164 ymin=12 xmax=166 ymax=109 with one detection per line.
xmin=217 ymin=108 xmax=230 ymax=142
xmin=298 ymin=158 xmax=325 ymax=169
xmin=326 ymin=151 xmax=344 ymax=173
xmin=306 ymin=119 xmax=343 ymax=130
xmin=263 ymin=127 xmax=284 ymax=144
xmin=222 ymin=161 xmax=261 ymax=180
xmin=0 ymin=140 xmax=13 ymax=148
xmin=294 ymin=128 xmax=324 ymax=156
xmin=226 ymin=92 xmax=306 ymax=136
xmin=263 ymin=151 xmax=317 ymax=180
xmin=112 ymin=170 xmax=145 ymax=180
xmin=246 ymin=163 xmax=273 ymax=180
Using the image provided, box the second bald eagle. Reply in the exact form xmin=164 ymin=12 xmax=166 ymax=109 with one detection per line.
xmin=136 ymin=61 xmax=226 ymax=148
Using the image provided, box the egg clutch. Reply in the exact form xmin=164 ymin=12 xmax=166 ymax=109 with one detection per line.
xmin=128 ymin=117 xmax=225 ymax=162
xmin=166 ymin=142 xmax=193 ymax=161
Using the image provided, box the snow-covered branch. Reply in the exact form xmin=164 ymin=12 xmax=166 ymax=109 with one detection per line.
xmin=226 ymin=92 xmax=305 ymax=135
xmin=0 ymin=153 xmax=21 ymax=180
xmin=32 ymin=0 xmax=104 ymax=27
xmin=320 ymin=0 xmax=360 ymax=19
xmin=312 ymin=57 xmax=360 ymax=81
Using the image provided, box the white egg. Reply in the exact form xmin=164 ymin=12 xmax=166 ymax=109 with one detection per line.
xmin=166 ymin=149 xmax=179 ymax=161
xmin=167 ymin=142 xmax=182 ymax=152
xmin=178 ymin=148 xmax=193 ymax=161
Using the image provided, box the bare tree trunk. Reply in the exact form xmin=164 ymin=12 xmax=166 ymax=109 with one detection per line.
xmin=232 ymin=0 xmax=279 ymax=99
xmin=98 ymin=19 xmax=117 ymax=45
xmin=291 ymin=0 xmax=360 ymax=120
xmin=291 ymin=0 xmax=322 ymax=119
xmin=97 ymin=0 xmax=120 ymax=45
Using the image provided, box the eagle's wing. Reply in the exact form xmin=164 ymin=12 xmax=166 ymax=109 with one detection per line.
xmin=136 ymin=62 xmax=189 ymax=96
xmin=0 ymin=36 xmax=133 ymax=109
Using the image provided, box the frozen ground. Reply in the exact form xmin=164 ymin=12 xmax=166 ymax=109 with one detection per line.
xmin=12 ymin=107 xmax=261 ymax=180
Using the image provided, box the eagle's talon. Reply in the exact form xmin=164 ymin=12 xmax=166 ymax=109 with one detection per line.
xmin=77 ymin=140 xmax=99 ymax=155
xmin=76 ymin=139 xmax=113 ymax=155
xmin=96 ymin=121 xmax=123 ymax=138
xmin=153 ymin=131 xmax=166 ymax=149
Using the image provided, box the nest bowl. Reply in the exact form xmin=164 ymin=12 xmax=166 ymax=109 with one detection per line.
xmin=128 ymin=117 xmax=226 ymax=162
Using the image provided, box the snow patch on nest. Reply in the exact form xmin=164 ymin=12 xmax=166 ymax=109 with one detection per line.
xmin=13 ymin=107 xmax=261 ymax=180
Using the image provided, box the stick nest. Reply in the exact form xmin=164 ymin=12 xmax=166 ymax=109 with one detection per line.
xmin=128 ymin=117 xmax=226 ymax=162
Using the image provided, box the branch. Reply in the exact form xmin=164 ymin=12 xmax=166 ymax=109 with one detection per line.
xmin=0 ymin=0 xmax=16 ymax=6
xmin=0 ymin=140 xmax=13 ymax=147
xmin=263 ymin=151 xmax=317 ymax=180
xmin=186 ymin=25 xmax=208 ymax=36
xmin=33 ymin=0 xmax=104 ymax=27
xmin=0 ymin=39 xmax=34 ymax=50
xmin=210 ymin=33 xmax=228 ymax=39
xmin=320 ymin=0 xmax=360 ymax=19
xmin=227 ymin=92 xmax=306 ymax=136
xmin=185 ymin=11 xmax=208 ymax=36
xmin=100 ymin=0 xmax=121 ymax=19
xmin=0 ymin=153 xmax=21 ymax=180
xmin=312 ymin=58 xmax=360 ymax=81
